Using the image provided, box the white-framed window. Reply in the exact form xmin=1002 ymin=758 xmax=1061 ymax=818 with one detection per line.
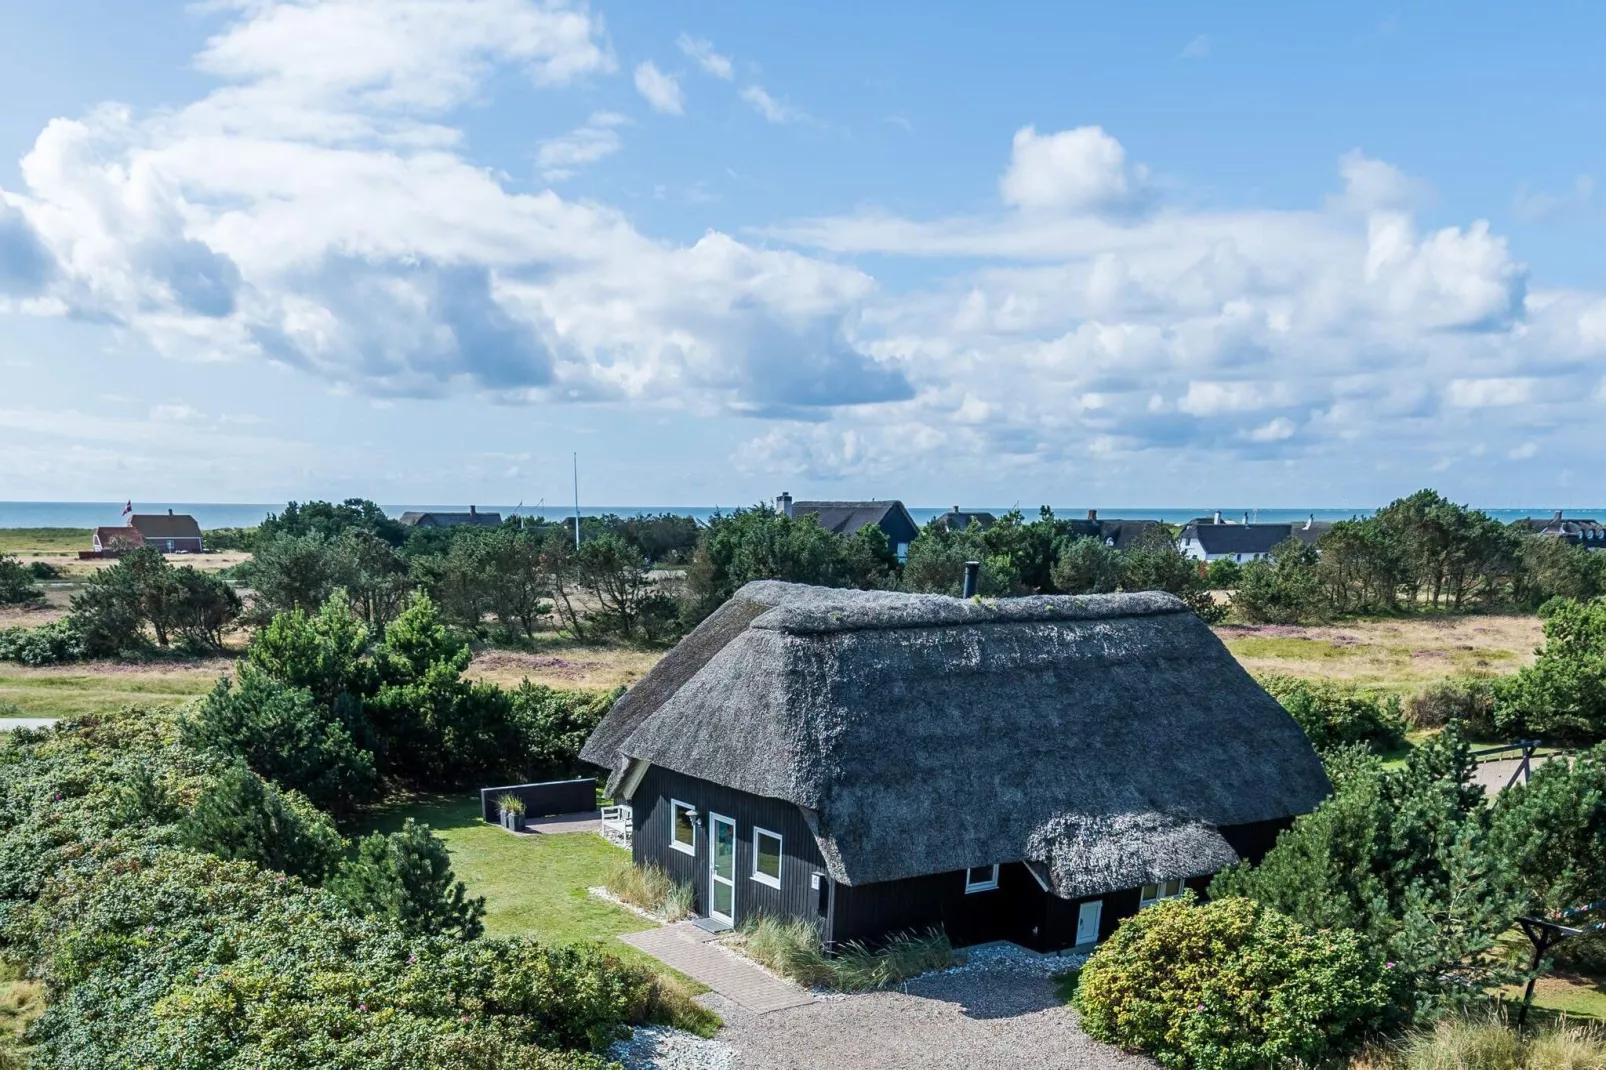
xmin=669 ymin=799 xmax=696 ymax=855
xmin=752 ymin=827 xmax=783 ymax=889
xmin=1139 ymin=877 xmax=1186 ymax=907
xmin=964 ymin=865 xmax=1000 ymax=893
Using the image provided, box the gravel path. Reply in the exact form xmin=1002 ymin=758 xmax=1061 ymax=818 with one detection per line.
xmin=614 ymin=944 xmax=1152 ymax=1070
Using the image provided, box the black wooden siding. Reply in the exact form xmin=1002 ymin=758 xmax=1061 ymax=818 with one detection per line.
xmin=633 ymin=766 xmax=829 ymax=928
xmin=632 ymin=767 xmax=1299 ymax=952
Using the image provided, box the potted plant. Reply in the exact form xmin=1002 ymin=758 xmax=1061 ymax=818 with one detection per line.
xmin=497 ymin=792 xmax=527 ymax=832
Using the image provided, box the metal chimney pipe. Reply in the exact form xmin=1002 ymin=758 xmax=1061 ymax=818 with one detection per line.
xmin=962 ymin=560 xmax=981 ymax=599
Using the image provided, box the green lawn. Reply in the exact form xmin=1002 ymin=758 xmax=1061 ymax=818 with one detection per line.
xmin=353 ymin=796 xmax=696 ymax=988
xmin=0 ymin=665 xmax=220 ymax=719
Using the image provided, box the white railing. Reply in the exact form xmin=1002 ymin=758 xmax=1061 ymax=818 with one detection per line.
xmin=600 ymin=804 xmax=633 ymax=848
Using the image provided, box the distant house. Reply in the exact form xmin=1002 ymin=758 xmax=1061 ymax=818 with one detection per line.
xmin=777 ymin=493 xmax=921 ymax=563
xmin=396 ymin=505 xmax=503 ymax=528
xmin=129 ymin=511 xmax=204 ymax=553
xmin=89 ymin=526 xmax=146 ymax=556
xmin=933 ymin=506 xmax=997 ymax=533
xmin=582 ymin=582 xmax=1329 ymax=952
xmin=1179 ymin=513 xmax=1332 ymax=563
xmin=1511 ymin=511 xmax=1606 ymax=549
xmin=1061 ymin=509 xmax=1163 ymax=550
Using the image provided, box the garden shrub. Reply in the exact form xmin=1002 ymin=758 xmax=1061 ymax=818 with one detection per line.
xmin=178 ymin=762 xmax=347 ymax=883
xmin=1487 ymin=744 xmax=1606 ymax=913
xmin=1406 ymin=675 xmax=1499 ymax=736
xmin=1073 ymin=895 xmax=1391 ymax=1070
xmin=1494 ymin=596 xmax=1606 ymax=742
xmin=330 ymin=818 xmax=486 ymax=940
xmin=1259 ymin=675 xmax=1408 ymax=752
xmin=0 ymin=619 xmax=84 ymax=666
xmin=0 ymin=704 xmax=714 ymax=1066
xmin=0 ymin=556 xmax=41 ymax=606
xmin=183 ymin=665 xmax=378 ymax=810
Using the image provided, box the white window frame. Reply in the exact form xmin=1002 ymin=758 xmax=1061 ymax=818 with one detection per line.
xmin=1139 ymin=877 xmax=1187 ymax=907
xmin=963 ymin=864 xmax=1000 ymax=894
xmin=751 ymin=826 xmax=783 ymax=889
xmin=669 ymin=799 xmax=696 ymax=856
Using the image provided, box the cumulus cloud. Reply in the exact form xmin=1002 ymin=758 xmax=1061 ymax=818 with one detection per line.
xmin=0 ymin=0 xmax=884 ymax=416
xmin=0 ymin=14 xmax=1595 ymax=495
xmin=677 ymin=33 xmax=733 ymax=80
xmin=633 ymin=61 xmax=684 ymax=115
xmin=998 ymin=126 xmax=1152 ymax=215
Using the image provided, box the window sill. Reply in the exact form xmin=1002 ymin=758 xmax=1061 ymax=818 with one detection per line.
xmin=669 ymin=841 xmax=696 ymax=856
xmin=751 ymin=873 xmax=781 ymax=890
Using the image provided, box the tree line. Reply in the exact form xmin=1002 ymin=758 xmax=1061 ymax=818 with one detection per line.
xmin=1226 ymin=490 xmax=1606 ymax=624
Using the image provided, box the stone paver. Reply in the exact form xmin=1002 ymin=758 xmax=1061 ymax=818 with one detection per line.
xmin=524 ymin=810 xmax=601 ymax=834
xmin=1472 ymin=754 xmax=1560 ymax=794
xmin=619 ymin=923 xmax=815 ymax=1014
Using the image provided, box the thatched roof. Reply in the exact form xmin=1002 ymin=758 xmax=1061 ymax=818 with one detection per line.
xmin=1025 ymin=812 xmax=1241 ymax=899
xmin=582 ymin=581 xmax=1328 ymax=896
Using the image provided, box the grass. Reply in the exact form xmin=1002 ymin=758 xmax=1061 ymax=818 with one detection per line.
xmin=467 ymin=639 xmax=666 ymax=692
xmin=0 ymin=961 xmax=42 ymax=1069
xmin=0 ymin=528 xmax=89 ymax=556
xmin=1216 ymin=615 xmax=1543 ymax=697
xmin=730 ymin=914 xmax=955 ymax=991
xmin=352 ymin=795 xmax=718 ymax=1035
xmin=604 ymin=861 xmax=694 ymax=922
xmin=0 ymin=662 xmax=222 ymax=719
xmin=1355 ymin=1011 xmax=1606 ymax=1070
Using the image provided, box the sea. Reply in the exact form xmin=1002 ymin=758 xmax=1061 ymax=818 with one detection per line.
xmin=0 ymin=501 xmax=1592 ymax=530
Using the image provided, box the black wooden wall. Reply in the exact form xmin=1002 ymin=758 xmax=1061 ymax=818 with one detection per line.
xmin=630 ymin=769 xmax=1298 ymax=953
xmin=632 ymin=766 xmax=830 ymax=928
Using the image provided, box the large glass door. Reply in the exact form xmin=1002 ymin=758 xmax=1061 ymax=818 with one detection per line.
xmin=708 ymin=813 xmax=736 ymax=925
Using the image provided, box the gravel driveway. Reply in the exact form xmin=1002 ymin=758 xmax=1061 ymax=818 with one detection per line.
xmin=612 ymin=947 xmax=1154 ymax=1070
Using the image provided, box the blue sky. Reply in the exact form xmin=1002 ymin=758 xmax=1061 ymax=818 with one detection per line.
xmin=1 ymin=1 xmax=1603 ymax=508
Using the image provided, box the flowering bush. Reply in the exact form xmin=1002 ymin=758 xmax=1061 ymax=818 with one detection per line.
xmin=1074 ymin=895 xmax=1391 ymax=1070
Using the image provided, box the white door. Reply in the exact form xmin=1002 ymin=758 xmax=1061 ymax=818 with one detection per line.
xmin=708 ymin=813 xmax=736 ymax=926
xmin=1075 ymin=900 xmax=1102 ymax=946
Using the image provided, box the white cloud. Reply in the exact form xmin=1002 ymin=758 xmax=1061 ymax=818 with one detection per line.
xmin=1246 ymin=417 xmax=1297 ymax=442
xmin=1180 ymin=34 xmax=1211 ymax=59
xmin=1513 ymin=175 xmax=1595 ymax=223
xmin=633 ymin=61 xmax=684 ymax=116
xmin=676 ymin=33 xmax=733 ymax=80
xmin=1330 ymin=150 xmax=1433 ymax=214
xmin=537 ymin=111 xmax=626 ymax=178
xmin=1508 ymin=440 xmax=1538 ymax=460
xmin=741 ymin=85 xmax=803 ymax=124
xmin=0 ymin=11 xmax=1596 ymax=497
xmin=1446 ymin=378 xmax=1535 ymax=408
xmin=998 ymin=126 xmax=1151 ymax=214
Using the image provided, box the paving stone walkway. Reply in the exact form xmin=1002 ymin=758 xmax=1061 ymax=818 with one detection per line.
xmin=619 ymin=922 xmax=816 ymax=1014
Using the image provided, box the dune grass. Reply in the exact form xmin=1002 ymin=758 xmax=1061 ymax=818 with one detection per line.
xmin=731 ymin=914 xmax=955 ymax=991
xmin=1355 ymin=1011 xmax=1606 ymax=1070
xmin=0 ymin=529 xmax=89 ymax=556
xmin=1217 ymin=615 xmax=1542 ymax=696
xmin=604 ymin=861 xmax=694 ymax=922
xmin=0 ymin=662 xmax=222 ymax=720
xmin=0 ymin=961 xmax=42 ymax=1069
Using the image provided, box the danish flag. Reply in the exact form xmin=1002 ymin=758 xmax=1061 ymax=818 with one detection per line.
xmin=121 ymin=500 xmax=133 ymax=517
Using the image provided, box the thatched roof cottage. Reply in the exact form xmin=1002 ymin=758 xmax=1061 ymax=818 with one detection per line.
xmin=581 ymin=581 xmax=1329 ymax=952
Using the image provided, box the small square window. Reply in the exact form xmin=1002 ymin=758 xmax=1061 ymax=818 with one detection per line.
xmin=670 ymin=800 xmax=696 ymax=855
xmin=753 ymin=828 xmax=782 ymax=888
xmin=1140 ymin=877 xmax=1187 ymax=907
xmin=964 ymin=865 xmax=999 ymax=893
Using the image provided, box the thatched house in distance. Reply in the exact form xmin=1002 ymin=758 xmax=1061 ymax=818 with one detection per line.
xmin=582 ymin=581 xmax=1330 ymax=953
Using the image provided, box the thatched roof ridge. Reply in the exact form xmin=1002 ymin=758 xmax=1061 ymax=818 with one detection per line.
xmin=585 ymin=581 xmax=1329 ymax=894
xmin=1026 ymin=812 xmax=1241 ymax=900
xmin=740 ymin=580 xmax=1188 ymax=634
